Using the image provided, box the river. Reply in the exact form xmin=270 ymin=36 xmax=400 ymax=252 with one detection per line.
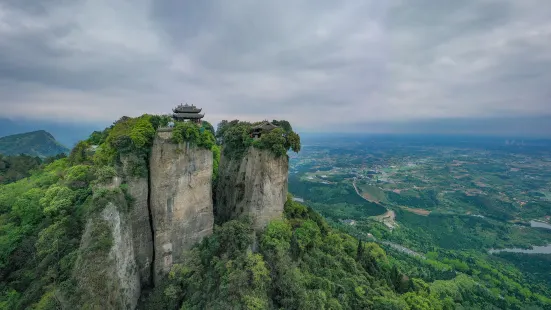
xmin=489 ymin=244 xmax=551 ymax=254
xmin=488 ymin=220 xmax=551 ymax=254
xmin=530 ymin=220 xmax=551 ymax=230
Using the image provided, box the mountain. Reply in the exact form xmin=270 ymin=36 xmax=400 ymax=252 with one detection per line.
xmin=0 ymin=114 xmax=549 ymax=310
xmin=0 ymin=118 xmax=106 ymax=148
xmin=0 ymin=130 xmax=69 ymax=157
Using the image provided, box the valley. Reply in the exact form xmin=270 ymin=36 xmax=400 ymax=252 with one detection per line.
xmin=289 ymin=134 xmax=551 ymax=307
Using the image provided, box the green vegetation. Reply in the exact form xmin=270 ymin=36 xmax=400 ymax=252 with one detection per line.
xmin=2 ymin=119 xmax=550 ymax=309
xmin=0 ymin=154 xmax=42 ymax=184
xmin=216 ymin=119 xmax=301 ymax=159
xmin=172 ymin=121 xmax=220 ymax=182
xmin=289 ymin=135 xmax=551 ymax=309
xmin=0 ymin=115 xmax=165 ymax=309
xmin=0 ymin=157 xmax=90 ymax=309
xmin=252 ymin=128 xmax=301 ymax=157
xmin=144 ymin=196 xmax=519 ymax=309
xmin=0 ymin=130 xmax=69 ymax=158
xmin=0 ymin=147 xmax=132 ymax=308
xmin=289 ymin=175 xmax=387 ymax=217
xmin=172 ymin=121 xmax=215 ymax=149
xmin=0 ymin=115 xmax=225 ymax=309
xmin=212 ymin=144 xmax=221 ymax=182
xmin=91 ymin=115 xmax=159 ymax=166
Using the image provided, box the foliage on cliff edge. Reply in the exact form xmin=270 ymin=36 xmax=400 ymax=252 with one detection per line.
xmin=171 ymin=121 xmax=219 ymax=182
xmin=171 ymin=121 xmax=215 ymax=149
xmin=216 ymin=119 xmax=301 ymax=159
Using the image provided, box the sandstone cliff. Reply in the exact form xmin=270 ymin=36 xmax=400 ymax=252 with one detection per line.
xmin=63 ymin=124 xmax=298 ymax=308
xmin=72 ymin=197 xmax=141 ymax=310
xmin=120 ymin=154 xmax=154 ymax=287
xmin=216 ymin=147 xmax=288 ymax=230
xmin=149 ymin=131 xmax=214 ymax=284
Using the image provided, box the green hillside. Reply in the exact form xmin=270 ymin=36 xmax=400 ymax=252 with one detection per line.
xmin=0 ymin=130 xmax=69 ymax=158
xmin=143 ymin=196 xmax=506 ymax=310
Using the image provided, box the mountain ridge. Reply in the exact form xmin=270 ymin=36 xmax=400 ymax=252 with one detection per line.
xmin=0 ymin=117 xmax=105 ymax=148
xmin=0 ymin=130 xmax=69 ymax=157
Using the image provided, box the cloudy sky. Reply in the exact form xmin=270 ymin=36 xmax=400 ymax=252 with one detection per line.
xmin=1 ymin=0 xmax=550 ymax=134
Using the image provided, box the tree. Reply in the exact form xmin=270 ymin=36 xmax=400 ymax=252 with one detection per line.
xmin=262 ymin=220 xmax=292 ymax=253
xmin=68 ymin=141 xmax=90 ymax=165
xmin=12 ymin=188 xmax=44 ymax=225
xmin=40 ymin=185 xmax=76 ymax=217
xmin=357 ymin=239 xmax=364 ymax=259
xmin=172 ymin=122 xmax=200 ymax=144
xmin=88 ymin=130 xmax=108 ymax=145
xmin=272 ymin=120 xmax=293 ymax=132
xmin=202 ymin=121 xmax=216 ymax=136
xmin=129 ymin=116 xmax=155 ymax=148
xmin=216 ymin=119 xmax=239 ymax=144
xmin=293 ymin=220 xmax=322 ymax=255
xmin=286 ymin=131 xmax=301 ymax=153
xmin=372 ymin=296 xmax=410 ymax=310
xmin=222 ymin=122 xmax=253 ymax=158
xmin=65 ymin=165 xmax=93 ymax=189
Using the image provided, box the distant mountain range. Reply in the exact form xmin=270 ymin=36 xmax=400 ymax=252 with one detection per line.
xmin=0 ymin=118 xmax=105 ymax=148
xmin=0 ymin=130 xmax=69 ymax=157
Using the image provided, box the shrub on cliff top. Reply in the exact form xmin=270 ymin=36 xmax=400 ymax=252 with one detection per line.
xmin=91 ymin=115 xmax=156 ymax=166
xmin=107 ymin=115 xmax=155 ymax=153
xmin=171 ymin=122 xmax=216 ymax=150
xmin=221 ymin=121 xmax=254 ymax=159
xmin=217 ymin=119 xmax=301 ymax=159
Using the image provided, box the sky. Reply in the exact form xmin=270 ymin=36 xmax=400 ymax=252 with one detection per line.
xmin=1 ymin=0 xmax=550 ymax=135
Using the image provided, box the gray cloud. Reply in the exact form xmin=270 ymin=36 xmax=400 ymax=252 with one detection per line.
xmin=0 ymin=0 xmax=550 ymax=133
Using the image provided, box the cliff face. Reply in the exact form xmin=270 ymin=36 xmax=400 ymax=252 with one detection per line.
xmin=216 ymin=147 xmax=288 ymax=230
xmin=120 ymin=154 xmax=154 ymax=287
xmin=72 ymin=200 xmax=141 ymax=310
xmin=66 ymin=127 xmax=291 ymax=308
xmin=149 ymin=131 xmax=214 ymax=285
xmin=70 ymin=130 xmax=216 ymax=308
xmin=121 ymin=155 xmax=153 ymax=286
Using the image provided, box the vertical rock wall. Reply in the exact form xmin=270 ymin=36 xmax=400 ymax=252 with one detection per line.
xmin=149 ymin=131 xmax=214 ymax=285
xmin=216 ymin=147 xmax=288 ymax=230
xmin=72 ymin=201 xmax=141 ymax=310
xmin=101 ymin=203 xmax=142 ymax=309
xmin=120 ymin=155 xmax=154 ymax=287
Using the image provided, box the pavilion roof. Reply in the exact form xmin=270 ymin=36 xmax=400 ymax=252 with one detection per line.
xmin=173 ymin=112 xmax=205 ymax=119
xmin=252 ymin=121 xmax=278 ymax=131
xmin=173 ymin=103 xmax=202 ymax=113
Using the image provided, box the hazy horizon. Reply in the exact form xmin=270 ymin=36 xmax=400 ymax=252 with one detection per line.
xmin=2 ymin=114 xmax=550 ymax=149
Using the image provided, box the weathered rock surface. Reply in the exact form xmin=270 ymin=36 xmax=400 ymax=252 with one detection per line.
xmin=216 ymin=147 xmax=288 ymax=230
xmin=149 ymin=131 xmax=214 ymax=285
xmin=72 ymin=201 xmax=141 ymax=310
xmin=120 ymin=154 xmax=154 ymax=287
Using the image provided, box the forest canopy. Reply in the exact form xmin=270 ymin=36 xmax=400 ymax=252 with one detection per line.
xmin=142 ymin=195 xmax=516 ymax=310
